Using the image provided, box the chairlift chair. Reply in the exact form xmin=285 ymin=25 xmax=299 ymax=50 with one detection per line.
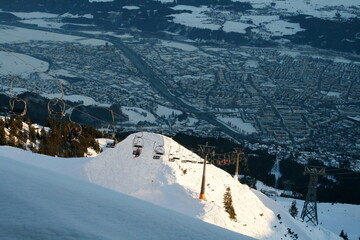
xmin=181 ymin=150 xmax=189 ymax=163
xmin=132 ymin=135 xmax=144 ymax=155
xmin=168 ymin=146 xmax=180 ymax=162
xmin=172 ymin=151 xmax=180 ymax=161
xmin=48 ymin=98 xmax=66 ymax=119
xmin=8 ymin=78 xmax=27 ymax=117
xmin=9 ymin=97 xmax=27 ymax=117
xmin=153 ymin=143 xmax=165 ymax=159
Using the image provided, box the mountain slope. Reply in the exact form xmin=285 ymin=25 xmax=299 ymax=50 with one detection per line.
xmin=0 ymin=153 xmax=255 ymax=240
xmin=85 ymin=132 xmax=341 ymax=240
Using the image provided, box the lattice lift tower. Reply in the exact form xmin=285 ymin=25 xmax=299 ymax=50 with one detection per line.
xmin=300 ymin=166 xmax=326 ymax=225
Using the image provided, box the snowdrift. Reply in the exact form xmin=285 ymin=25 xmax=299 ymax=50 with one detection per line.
xmin=0 ymin=154 xmax=254 ymax=240
xmin=85 ymin=132 xmax=341 ymax=240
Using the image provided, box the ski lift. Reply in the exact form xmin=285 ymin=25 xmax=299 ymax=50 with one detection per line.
xmin=48 ymin=79 xmax=66 ymax=119
xmin=153 ymin=143 xmax=165 ymax=159
xmin=169 ymin=145 xmax=180 ymax=162
xmin=68 ymin=107 xmax=82 ymax=142
xmin=103 ymin=109 xmax=117 ymax=148
xmin=132 ymin=130 xmax=144 ymax=155
xmin=106 ymin=125 xmax=117 ymax=148
xmin=9 ymin=97 xmax=27 ymax=117
xmin=8 ymin=78 xmax=27 ymax=117
xmin=153 ymin=136 xmax=165 ymax=159
xmin=181 ymin=150 xmax=194 ymax=163
xmin=181 ymin=153 xmax=188 ymax=163
xmin=48 ymin=98 xmax=66 ymax=119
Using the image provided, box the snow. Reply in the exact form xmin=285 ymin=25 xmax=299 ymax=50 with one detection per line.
xmin=170 ymin=5 xmax=221 ymax=31
xmin=9 ymin=11 xmax=59 ymax=19
xmin=123 ymin=6 xmax=140 ymax=10
xmin=89 ymin=0 xmax=114 ymax=2
xmin=161 ymin=40 xmax=198 ymax=51
xmin=276 ymin=197 xmax=360 ymax=240
xmin=0 ymin=51 xmax=49 ymax=78
xmin=19 ymin=18 xmax=64 ymax=29
xmin=263 ymin=20 xmax=304 ymax=37
xmin=0 ymin=25 xmax=111 ymax=46
xmin=40 ymin=93 xmax=99 ymax=106
xmin=217 ymin=116 xmax=257 ymax=134
xmin=245 ymin=60 xmax=259 ymax=68
xmin=61 ymin=13 xmax=94 ymax=19
xmin=153 ymin=0 xmax=175 ymax=2
xmin=156 ymin=104 xmax=182 ymax=117
xmin=0 ymin=150 xmax=252 ymax=240
xmin=223 ymin=21 xmax=252 ymax=34
xmin=321 ymin=91 xmax=341 ymax=97
xmin=85 ymin=132 xmax=341 ymax=240
xmin=239 ymin=0 xmax=359 ymax=20
xmin=121 ymin=107 xmax=157 ymax=124
xmin=1 ymin=131 xmax=356 ymax=240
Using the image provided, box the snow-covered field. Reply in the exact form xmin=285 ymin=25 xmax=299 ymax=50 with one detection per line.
xmin=121 ymin=107 xmax=157 ymax=124
xmin=276 ymin=197 xmax=360 ymax=240
xmin=0 ymin=51 xmax=49 ymax=78
xmin=243 ymin=0 xmax=359 ymax=19
xmin=217 ymin=116 xmax=257 ymax=134
xmin=2 ymin=132 xmax=358 ymax=239
xmin=167 ymin=0 xmax=357 ymax=39
xmin=1 ymin=148 xmax=251 ymax=240
xmin=0 ymin=25 xmax=110 ymax=46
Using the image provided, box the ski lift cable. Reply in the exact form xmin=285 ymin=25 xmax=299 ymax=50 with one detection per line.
xmin=0 ymin=71 xmax=111 ymax=126
xmin=0 ymin=45 xmax=64 ymax=99
xmin=0 ymin=45 xmax=125 ymax=122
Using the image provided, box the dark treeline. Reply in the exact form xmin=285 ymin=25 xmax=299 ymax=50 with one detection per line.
xmin=0 ymin=116 xmax=102 ymax=157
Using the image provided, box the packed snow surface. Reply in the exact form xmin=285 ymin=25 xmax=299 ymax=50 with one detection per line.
xmin=85 ymin=132 xmax=341 ymax=240
xmin=1 ymin=150 xmax=252 ymax=240
xmin=1 ymin=132 xmax=355 ymax=240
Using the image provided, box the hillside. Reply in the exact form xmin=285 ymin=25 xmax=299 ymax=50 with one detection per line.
xmin=2 ymin=132 xmax=356 ymax=239
xmin=0 ymin=149 xmax=254 ymax=240
xmin=85 ymin=132 xmax=341 ymax=240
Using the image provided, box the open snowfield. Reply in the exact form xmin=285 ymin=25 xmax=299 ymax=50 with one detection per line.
xmin=0 ymin=51 xmax=49 ymax=78
xmin=243 ymin=0 xmax=359 ymax=19
xmin=121 ymin=107 xmax=157 ymax=124
xmin=217 ymin=116 xmax=257 ymax=134
xmin=1 ymin=149 xmax=253 ymax=240
xmin=0 ymin=25 xmax=110 ymax=46
xmin=276 ymin=197 xmax=360 ymax=240
xmin=2 ymin=132 xmax=357 ymax=239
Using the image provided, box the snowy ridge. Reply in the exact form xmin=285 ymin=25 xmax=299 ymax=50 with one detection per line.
xmin=0 ymin=150 xmax=253 ymax=240
xmin=85 ymin=132 xmax=341 ymax=240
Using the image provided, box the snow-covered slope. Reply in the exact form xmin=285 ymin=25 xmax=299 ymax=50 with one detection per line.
xmin=85 ymin=132 xmax=341 ymax=240
xmin=0 ymin=153 xmax=254 ymax=240
xmin=1 ymin=132 xmax=355 ymax=239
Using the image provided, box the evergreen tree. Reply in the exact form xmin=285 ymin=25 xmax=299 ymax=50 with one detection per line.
xmin=29 ymin=125 xmax=36 ymax=143
xmin=339 ymin=230 xmax=349 ymax=240
xmin=15 ymin=116 xmax=23 ymax=130
xmin=0 ymin=119 xmax=6 ymax=145
xmin=38 ymin=128 xmax=47 ymax=155
xmin=289 ymin=200 xmax=298 ymax=218
xmin=9 ymin=117 xmax=18 ymax=137
xmin=8 ymin=136 xmax=17 ymax=147
xmin=223 ymin=186 xmax=237 ymax=221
